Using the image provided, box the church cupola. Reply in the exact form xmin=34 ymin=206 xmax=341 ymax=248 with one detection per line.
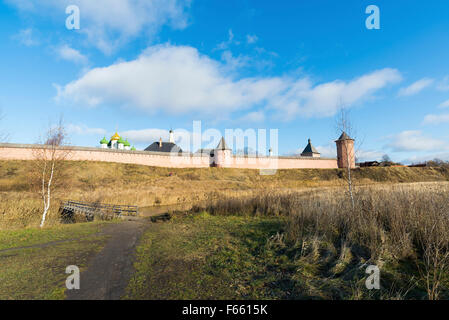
xmin=100 ymin=137 xmax=108 ymax=148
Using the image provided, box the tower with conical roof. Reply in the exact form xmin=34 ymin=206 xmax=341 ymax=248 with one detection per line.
xmin=335 ymin=132 xmax=355 ymax=168
xmin=300 ymin=138 xmax=320 ymax=158
xmin=214 ymin=137 xmax=232 ymax=168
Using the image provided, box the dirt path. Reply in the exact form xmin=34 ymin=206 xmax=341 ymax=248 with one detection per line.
xmin=66 ymin=218 xmax=150 ymax=300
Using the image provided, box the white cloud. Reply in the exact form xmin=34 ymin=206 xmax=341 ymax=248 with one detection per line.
xmin=423 ymin=113 xmax=449 ymax=125
xmin=315 ymin=144 xmax=336 ymax=158
xmin=397 ymin=78 xmax=434 ymax=96
xmin=402 ymin=152 xmax=449 ymax=164
xmin=239 ymin=111 xmax=265 ymax=123
xmin=386 ymin=130 xmax=447 ymax=152
xmin=246 ymin=34 xmax=258 ymax=44
xmin=121 ymin=128 xmax=169 ymax=144
xmin=438 ymin=99 xmax=449 ymax=108
xmin=215 ymin=29 xmax=236 ymax=51
xmin=55 ymin=44 xmax=402 ymax=120
xmin=13 ymin=28 xmax=39 ymax=46
xmin=67 ymin=124 xmax=106 ymax=135
xmin=355 ymin=150 xmax=385 ymax=162
xmin=55 ymin=44 xmax=285 ymax=115
xmin=220 ymin=50 xmax=250 ymax=70
xmin=57 ymin=45 xmax=88 ymax=65
xmin=7 ymin=0 xmax=190 ymax=54
xmin=270 ymin=68 xmax=402 ymax=118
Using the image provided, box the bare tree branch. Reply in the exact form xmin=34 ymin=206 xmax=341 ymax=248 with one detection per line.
xmin=335 ymin=106 xmax=356 ymax=209
xmin=29 ymin=116 xmax=72 ymax=227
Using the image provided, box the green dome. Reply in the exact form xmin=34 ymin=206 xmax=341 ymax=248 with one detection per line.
xmin=100 ymin=137 xmax=108 ymax=144
xmin=124 ymin=139 xmax=131 ymax=147
xmin=131 ymin=146 xmax=136 ymax=151
xmin=118 ymin=137 xmax=125 ymax=144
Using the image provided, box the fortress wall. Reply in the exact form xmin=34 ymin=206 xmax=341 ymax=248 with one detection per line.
xmin=0 ymin=144 xmax=338 ymax=169
xmin=0 ymin=144 xmax=211 ymax=168
xmin=228 ymin=156 xmax=338 ymax=169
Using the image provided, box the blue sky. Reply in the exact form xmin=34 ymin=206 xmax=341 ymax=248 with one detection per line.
xmin=1 ymin=0 xmax=449 ymax=163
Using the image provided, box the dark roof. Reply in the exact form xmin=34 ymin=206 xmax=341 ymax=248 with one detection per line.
xmin=301 ymin=138 xmax=319 ymax=155
xmin=337 ymin=132 xmax=353 ymax=141
xmin=216 ymin=137 xmax=230 ymax=150
xmin=359 ymin=161 xmax=380 ymax=167
xmin=144 ymin=142 xmax=182 ymax=153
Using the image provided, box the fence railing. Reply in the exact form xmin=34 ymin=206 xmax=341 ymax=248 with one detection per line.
xmin=60 ymin=200 xmax=138 ymax=221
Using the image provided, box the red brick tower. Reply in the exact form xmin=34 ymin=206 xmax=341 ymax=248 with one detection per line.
xmin=335 ymin=132 xmax=355 ymax=169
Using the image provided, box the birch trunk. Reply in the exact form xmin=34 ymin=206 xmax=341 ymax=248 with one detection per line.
xmin=40 ymin=156 xmax=55 ymax=228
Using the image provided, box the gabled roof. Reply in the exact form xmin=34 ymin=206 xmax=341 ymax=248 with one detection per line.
xmin=301 ymin=139 xmax=320 ymax=155
xmin=336 ymin=132 xmax=353 ymax=141
xmin=216 ymin=137 xmax=230 ymax=150
xmin=144 ymin=142 xmax=182 ymax=153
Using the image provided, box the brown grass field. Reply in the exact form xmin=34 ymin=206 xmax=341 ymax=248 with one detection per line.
xmin=1 ymin=160 xmax=449 ymax=229
xmin=1 ymin=160 xmax=448 ymax=300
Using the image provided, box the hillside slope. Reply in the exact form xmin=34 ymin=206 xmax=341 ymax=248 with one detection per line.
xmin=1 ymin=160 xmax=448 ymax=205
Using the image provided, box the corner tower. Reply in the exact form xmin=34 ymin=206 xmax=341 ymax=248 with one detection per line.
xmin=301 ymin=138 xmax=320 ymax=158
xmin=335 ymin=132 xmax=355 ymax=169
xmin=214 ymin=137 xmax=232 ymax=168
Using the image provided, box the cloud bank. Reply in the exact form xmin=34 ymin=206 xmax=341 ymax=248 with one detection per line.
xmin=7 ymin=0 xmax=191 ymax=53
xmin=386 ymin=130 xmax=447 ymax=152
xmin=57 ymin=45 xmax=88 ymax=65
xmin=398 ymin=78 xmax=434 ymax=97
xmin=56 ymin=44 xmax=402 ymax=120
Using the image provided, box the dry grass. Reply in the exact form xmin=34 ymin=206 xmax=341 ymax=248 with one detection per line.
xmin=201 ymin=183 xmax=449 ymax=299
xmin=1 ymin=159 xmax=449 ymax=230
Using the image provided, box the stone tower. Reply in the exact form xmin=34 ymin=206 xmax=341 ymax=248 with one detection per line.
xmin=335 ymin=132 xmax=355 ymax=169
xmin=300 ymin=138 xmax=321 ymax=158
xmin=214 ymin=137 xmax=232 ymax=168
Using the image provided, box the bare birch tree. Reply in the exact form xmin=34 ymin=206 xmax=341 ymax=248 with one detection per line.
xmin=335 ymin=107 xmax=357 ymax=209
xmin=30 ymin=118 xmax=71 ymax=227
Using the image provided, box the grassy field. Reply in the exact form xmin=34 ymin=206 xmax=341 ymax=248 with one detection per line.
xmin=196 ymin=183 xmax=449 ymax=299
xmin=1 ymin=160 xmax=448 ymax=300
xmin=1 ymin=160 xmax=449 ymax=229
xmin=0 ymin=221 xmax=115 ymax=299
xmin=125 ymin=213 xmax=287 ymax=299
xmin=126 ymin=192 xmax=449 ymax=300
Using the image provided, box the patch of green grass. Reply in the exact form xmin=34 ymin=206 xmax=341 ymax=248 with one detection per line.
xmin=125 ymin=213 xmax=302 ymax=300
xmin=0 ymin=221 xmax=115 ymax=250
xmin=0 ymin=222 xmax=115 ymax=299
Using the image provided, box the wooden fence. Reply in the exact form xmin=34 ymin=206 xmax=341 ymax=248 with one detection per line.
xmin=60 ymin=200 xmax=138 ymax=222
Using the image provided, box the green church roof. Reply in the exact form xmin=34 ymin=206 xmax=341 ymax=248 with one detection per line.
xmin=131 ymin=146 xmax=136 ymax=151
xmin=124 ymin=139 xmax=131 ymax=147
xmin=100 ymin=137 xmax=108 ymax=144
